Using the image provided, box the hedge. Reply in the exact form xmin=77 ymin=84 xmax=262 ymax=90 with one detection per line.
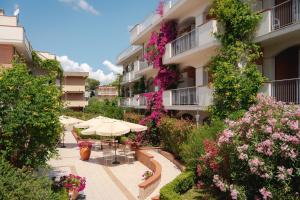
xmin=160 ymin=171 xmax=195 ymax=200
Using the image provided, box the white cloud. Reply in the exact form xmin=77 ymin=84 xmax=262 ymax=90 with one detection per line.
xmin=59 ymin=0 xmax=100 ymax=15
xmin=103 ymin=60 xmax=123 ymax=74
xmin=57 ymin=56 xmax=117 ymax=84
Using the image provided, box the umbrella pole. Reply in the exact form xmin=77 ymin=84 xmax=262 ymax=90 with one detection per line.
xmin=112 ymin=137 xmax=120 ymax=165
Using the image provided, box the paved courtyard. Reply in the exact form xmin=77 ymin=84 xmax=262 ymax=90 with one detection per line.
xmin=48 ymin=131 xmax=181 ymax=200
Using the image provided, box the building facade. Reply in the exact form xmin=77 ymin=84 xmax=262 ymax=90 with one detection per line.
xmin=0 ymin=9 xmax=56 ymax=69
xmin=96 ymin=86 xmax=118 ymax=101
xmin=117 ymin=0 xmax=300 ymax=121
xmin=62 ymin=72 xmax=89 ymax=110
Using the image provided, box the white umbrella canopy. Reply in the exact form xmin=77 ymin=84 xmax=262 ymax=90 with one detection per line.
xmin=120 ymin=121 xmax=147 ymax=132
xmin=74 ymin=116 xmax=107 ymax=129
xmin=81 ymin=120 xmax=131 ymax=136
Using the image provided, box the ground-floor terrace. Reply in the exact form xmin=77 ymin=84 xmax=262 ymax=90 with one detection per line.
xmin=48 ymin=128 xmax=181 ymax=200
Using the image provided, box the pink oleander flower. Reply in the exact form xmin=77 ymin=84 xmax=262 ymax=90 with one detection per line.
xmin=280 ymin=144 xmax=298 ymax=160
xmin=265 ymin=126 xmax=273 ymax=134
xmin=255 ymin=139 xmax=273 ymax=156
xmin=230 ymin=185 xmax=238 ymax=200
xmin=267 ymin=118 xmax=277 ymax=127
xmin=218 ymin=129 xmax=234 ymax=144
xmin=288 ymin=120 xmax=299 ymax=130
xmin=259 ymin=187 xmax=272 ymax=199
xmin=248 ymin=157 xmax=264 ymax=174
xmin=213 ymin=175 xmax=227 ymax=192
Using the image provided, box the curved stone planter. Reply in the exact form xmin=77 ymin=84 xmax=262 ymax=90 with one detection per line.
xmin=136 ymin=150 xmax=162 ymax=200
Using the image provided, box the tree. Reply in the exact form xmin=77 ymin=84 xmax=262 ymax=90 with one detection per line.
xmin=86 ymin=78 xmax=100 ymax=91
xmin=0 ymin=61 xmax=63 ymax=168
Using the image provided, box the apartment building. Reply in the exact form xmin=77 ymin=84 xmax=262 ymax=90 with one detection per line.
xmin=62 ymin=72 xmax=89 ymax=110
xmin=117 ymin=0 xmax=300 ymax=121
xmin=0 ymin=9 xmax=57 ymax=70
xmin=96 ymin=86 xmax=118 ymax=101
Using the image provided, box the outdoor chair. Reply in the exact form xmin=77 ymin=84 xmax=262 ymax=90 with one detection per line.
xmin=103 ymin=149 xmax=113 ymax=165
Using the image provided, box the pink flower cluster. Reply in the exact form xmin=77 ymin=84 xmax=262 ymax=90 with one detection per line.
xmin=237 ymin=144 xmax=249 ymax=160
xmin=255 ymin=139 xmax=273 ymax=156
xmin=156 ymin=0 xmax=164 ymax=16
xmin=276 ymin=166 xmax=293 ymax=181
xmin=64 ymin=174 xmax=86 ymax=192
xmin=259 ymin=187 xmax=272 ymax=200
xmin=218 ymin=129 xmax=234 ymax=144
xmin=213 ymin=175 xmax=227 ymax=192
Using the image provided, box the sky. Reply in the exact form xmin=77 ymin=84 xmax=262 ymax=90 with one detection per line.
xmin=1 ymin=0 xmax=158 ymax=84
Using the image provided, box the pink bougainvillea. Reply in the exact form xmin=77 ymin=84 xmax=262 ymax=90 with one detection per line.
xmin=139 ymin=20 xmax=179 ymax=144
xmin=156 ymin=0 xmax=164 ymax=17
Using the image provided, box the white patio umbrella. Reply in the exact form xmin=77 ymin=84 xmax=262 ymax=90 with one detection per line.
xmin=74 ymin=116 xmax=107 ymax=129
xmin=81 ymin=119 xmax=132 ymax=164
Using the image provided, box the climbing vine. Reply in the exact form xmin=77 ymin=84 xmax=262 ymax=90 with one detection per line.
xmin=209 ymin=0 xmax=265 ymax=119
xmin=140 ymin=19 xmax=180 ymax=145
xmin=32 ymin=51 xmax=63 ymax=81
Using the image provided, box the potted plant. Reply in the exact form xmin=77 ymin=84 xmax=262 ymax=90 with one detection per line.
xmin=63 ymin=174 xmax=86 ymax=200
xmin=78 ymin=141 xmax=93 ymax=161
xmin=142 ymin=170 xmax=153 ymax=180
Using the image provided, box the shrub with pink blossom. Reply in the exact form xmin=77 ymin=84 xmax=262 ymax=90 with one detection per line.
xmin=207 ymin=94 xmax=300 ymax=199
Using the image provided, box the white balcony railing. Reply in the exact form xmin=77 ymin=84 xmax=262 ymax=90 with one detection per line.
xmin=262 ymin=78 xmax=300 ymax=104
xmin=117 ymin=45 xmax=142 ymax=63
xmin=130 ymin=0 xmax=181 ymax=43
xmin=120 ymin=86 xmax=213 ymax=109
xmin=271 ymin=0 xmax=300 ymax=30
xmin=62 ymin=85 xmax=85 ymax=92
xmin=121 ymin=71 xmax=135 ymax=83
xmin=257 ymin=0 xmax=300 ymax=37
xmin=164 ymin=20 xmax=218 ymax=60
xmin=171 ymin=29 xmax=196 ymax=57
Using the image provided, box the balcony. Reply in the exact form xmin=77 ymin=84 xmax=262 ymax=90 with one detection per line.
xmin=116 ymin=45 xmax=142 ymax=65
xmin=130 ymin=0 xmax=181 ymax=44
xmin=256 ymin=0 xmax=300 ymax=42
xmin=62 ymin=85 xmax=85 ymax=93
xmin=64 ymin=100 xmax=88 ymax=108
xmin=163 ymin=20 xmax=218 ymax=65
xmin=135 ymin=60 xmax=155 ymax=75
xmin=120 ymin=86 xmax=213 ymax=110
xmin=0 ymin=25 xmax=33 ymax=61
xmin=261 ymin=78 xmax=300 ymax=104
xmin=121 ymin=71 xmax=138 ymax=84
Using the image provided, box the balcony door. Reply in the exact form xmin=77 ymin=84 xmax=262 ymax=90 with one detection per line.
xmin=275 ymin=46 xmax=300 ymax=103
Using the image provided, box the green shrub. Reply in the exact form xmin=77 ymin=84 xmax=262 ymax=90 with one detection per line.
xmin=123 ymin=112 xmax=144 ymax=123
xmin=0 ymin=158 xmax=60 ymax=200
xmin=180 ymin=120 xmax=225 ymax=170
xmin=63 ymin=109 xmax=98 ymax=120
xmin=120 ymin=136 xmax=129 ymax=144
xmin=160 ymin=171 xmax=195 ymax=200
xmin=158 ymin=117 xmax=194 ymax=159
xmin=84 ymin=97 xmax=123 ymax=119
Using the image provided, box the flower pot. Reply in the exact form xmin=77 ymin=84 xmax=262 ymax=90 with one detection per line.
xmin=80 ymin=147 xmax=91 ymax=161
xmin=70 ymin=190 xmax=79 ymax=200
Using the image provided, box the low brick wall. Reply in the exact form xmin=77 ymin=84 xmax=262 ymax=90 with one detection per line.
xmin=136 ymin=150 xmax=162 ymax=200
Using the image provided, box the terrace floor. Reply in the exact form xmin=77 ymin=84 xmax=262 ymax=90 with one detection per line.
xmin=48 ymin=130 xmax=180 ymax=200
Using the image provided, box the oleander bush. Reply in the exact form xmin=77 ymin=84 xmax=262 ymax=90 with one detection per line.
xmin=0 ymin=158 xmax=61 ymax=200
xmin=197 ymin=94 xmax=300 ymax=199
xmin=158 ymin=117 xmax=194 ymax=160
xmin=160 ymin=171 xmax=195 ymax=200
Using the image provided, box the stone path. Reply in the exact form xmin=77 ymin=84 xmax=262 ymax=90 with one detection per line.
xmin=48 ymin=130 xmax=181 ymax=200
